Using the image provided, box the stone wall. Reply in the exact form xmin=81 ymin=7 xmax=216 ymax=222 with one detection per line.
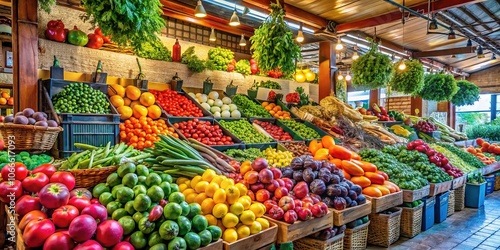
xmin=381 ymin=96 xmax=411 ymax=114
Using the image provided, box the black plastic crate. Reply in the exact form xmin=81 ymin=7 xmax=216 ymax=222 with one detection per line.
xmin=156 ymin=90 xmax=213 ymax=118
xmin=276 ymin=119 xmax=328 ymax=141
xmin=248 ymin=118 xmax=304 ymax=142
xmin=39 ymin=80 xmax=120 ymax=158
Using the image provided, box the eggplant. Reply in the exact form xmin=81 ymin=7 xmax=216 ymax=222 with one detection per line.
xmin=281 ymin=167 xmax=294 ymax=179
xmin=290 ymin=157 xmax=304 ymax=170
xmin=293 ymin=170 xmax=304 ymax=182
xmin=302 ymin=168 xmax=315 ymax=183
xmin=318 ymin=168 xmax=332 ymax=184
xmin=310 ymin=179 xmax=326 ymax=195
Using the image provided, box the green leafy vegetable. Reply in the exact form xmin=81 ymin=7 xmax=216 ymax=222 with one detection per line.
xmin=232 ymin=94 xmax=272 ymax=118
xmin=39 ymin=0 xmax=56 ymax=13
xmin=351 ymin=38 xmax=392 ymax=90
xmin=181 ymin=46 xmax=206 ymax=73
xmin=207 ymin=47 xmax=234 ymax=71
xmin=418 ymin=73 xmax=458 ymax=102
xmin=133 ymin=39 xmax=172 ymax=61
xmin=258 ymin=80 xmax=282 ymax=90
xmin=250 ymin=0 xmax=301 ymax=77
xmin=389 ymin=59 xmax=425 ymax=95
xmin=235 ymin=60 xmax=251 ymax=75
xmin=451 ymin=80 xmax=480 ymax=106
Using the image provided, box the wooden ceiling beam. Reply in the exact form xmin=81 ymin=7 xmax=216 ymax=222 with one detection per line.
xmin=242 ymin=0 xmax=328 ymax=29
xmin=336 ymin=0 xmax=485 ymax=33
xmin=476 ymin=3 xmax=500 ymax=23
xmin=413 ymin=46 xmax=476 ymax=58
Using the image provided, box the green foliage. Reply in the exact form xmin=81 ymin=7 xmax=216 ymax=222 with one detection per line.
xmin=235 ymin=60 xmax=251 ymax=75
xmin=258 ymin=80 xmax=282 ymax=90
xmin=418 ymin=73 xmax=458 ymax=102
xmin=457 ymin=112 xmax=488 ymax=126
xmin=451 ymin=80 xmax=480 ymax=106
xmin=81 ymin=0 xmax=165 ymax=51
xmin=39 ymin=0 xmax=56 ymax=13
xmin=468 ymin=172 xmax=485 ymax=184
xmin=134 ymin=40 xmax=172 ymax=61
xmin=389 ymin=59 xmax=425 ymax=95
xmin=250 ymin=0 xmax=301 ymax=77
xmin=466 ymin=124 xmax=500 ymax=141
xmin=207 ymin=47 xmax=234 ymax=71
xmin=351 ymin=39 xmax=392 ymax=90
xmin=181 ymin=46 xmax=206 ymax=73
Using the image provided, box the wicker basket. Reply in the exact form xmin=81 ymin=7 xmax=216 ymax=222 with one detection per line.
xmin=448 ymin=189 xmax=455 ymax=217
xmin=343 ymin=221 xmax=370 ymax=250
xmin=494 ymin=172 xmax=500 ymax=191
xmin=454 ymin=185 xmax=465 ymax=211
xmin=0 ymin=123 xmax=63 ymax=151
xmin=293 ymin=233 xmax=344 ymax=250
xmin=66 ymin=166 xmax=118 ymax=189
xmin=400 ymin=203 xmax=423 ymax=238
xmin=368 ymin=207 xmax=402 ymax=247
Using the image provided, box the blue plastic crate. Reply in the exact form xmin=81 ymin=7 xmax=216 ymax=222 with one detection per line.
xmin=465 ymin=182 xmax=486 ymax=208
xmin=484 ymin=175 xmax=495 ymax=195
xmin=421 ymin=196 xmax=435 ymax=231
xmin=434 ymin=191 xmax=449 ymax=223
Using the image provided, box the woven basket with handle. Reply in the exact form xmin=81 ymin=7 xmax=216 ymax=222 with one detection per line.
xmin=63 ymin=166 xmax=118 ymax=189
xmin=0 ymin=123 xmax=63 ymax=151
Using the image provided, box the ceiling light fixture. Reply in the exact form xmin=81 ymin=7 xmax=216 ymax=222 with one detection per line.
xmin=466 ymin=38 xmax=472 ymax=47
xmin=194 ymin=0 xmax=207 ymax=17
xmin=209 ymin=28 xmax=216 ymax=41
xmin=296 ymin=23 xmax=304 ymax=43
xmin=352 ymin=51 xmax=359 ymax=60
xmin=229 ymin=2 xmax=240 ymax=26
xmin=492 ymin=54 xmax=497 ymax=60
xmin=239 ymin=34 xmax=246 ymax=46
xmin=337 ymin=72 xmax=344 ymax=80
xmin=448 ymin=29 xmax=456 ymax=40
xmin=398 ymin=60 xmax=406 ymax=70
xmin=428 ymin=18 xmax=438 ymax=30
xmin=345 ymin=72 xmax=351 ymax=81
xmin=477 ymin=46 xmax=485 ymax=58
xmin=335 ymin=38 xmax=343 ymax=51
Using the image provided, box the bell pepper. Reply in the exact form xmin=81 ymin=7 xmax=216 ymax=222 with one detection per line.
xmin=94 ymin=28 xmax=111 ymax=44
xmin=67 ymin=26 xmax=88 ymax=46
xmin=45 ymin=19 xmax=66 ymax=42
xmin=86 ymin=33 xmax=104 ymax=49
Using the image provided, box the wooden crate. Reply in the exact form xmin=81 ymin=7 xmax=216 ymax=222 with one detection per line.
xmin=428 ymin=180 xmax=452 ymax=196
xmin=200 ymin=239 xmax=223 ymax=250
xmin=366 ymin=191 xmax=403 ymax=213
xmin=294 ymin=233 xmax=344 ymax=250
xmin=265 ymin=211 xmax=333 ymax=243
xmin=4 ymin=205 xmax=24 ymax=250
xmin=403 ymin=185 xmax=430 ymax=202
xmin=451 ymin=175 xmax=467 ymax=190
xmin=223 ymin=222 xmax=278 ymax=250
xmin=331 ymin=200 xmax=372 ymax=227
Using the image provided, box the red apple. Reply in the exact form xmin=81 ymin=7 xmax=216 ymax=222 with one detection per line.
xmin=302 ymin=197 xmax=313 ymax=204
xmin=256 ymin=189 xmax=271 ymax=202
xmin=278 ymin=196 xmax=295 ymax=212
xmin=251 ymin=158 xmax=268 ymax=172
xmin=250 ymin=183 xmax=265 ymax=193
xmin=311 ymin=203 xmax=327 ymax=218
xmin=284 ymin=210 xmax=298 ymax=224
xmin=297 ymin=207 xmax=312 ymax=221
xmin=268 ymin=206 xmax=284 ymax=220
xmin=274 ymin=187 xmax=289 ymax=199
xmin=294 ymin=199 xmax=303 ymax=208
xmin=303 ymin=202 xmax=314 ymax=210
xmin=259 ymin=169 xmax=274 ymax=184
xmin=293 ymin=181 xmax=309 ymax=199
xmin=265 ymin=180 xmax=280 ymax=192
xmin=270 ymin=167 xmax=282 ymax=179
xmin=276 ymin=179 xmax=285 ymax=188
xmin=263 ymin=200 xmax=277 ymax=212
xmin=282 ymin=178 xmax=293 ymax=191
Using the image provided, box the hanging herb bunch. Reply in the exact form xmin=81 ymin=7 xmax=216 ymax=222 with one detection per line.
xmin=39 ymin=0 xmax=56 ymax=13
xmin=250 ymin=0 xmax=301 ymax=78
xmin=133 ymin=39 xmax=172 ymax=62
xmin=81 ymin=0 xmax=165 ymax=52
xmin=451 ymin=80 xmax=480 ymax=106
xmin=418 ymin=73 xmax=458 ymax=102
xmin=350 ymin=38 xmax=392 ymax=89
xmin=389 ymin=59 xmax=425 ymax=95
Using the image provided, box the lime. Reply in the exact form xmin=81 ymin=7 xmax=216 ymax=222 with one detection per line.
xmin=92 ymin=183 xmax=110 ymax=198
xmin=116 ymin=186 xmax=134 ymax=203
xmin=106 ymin=201 xmax=122 ymax=216
xmin=147 ymin=185 xmax=165 ymax=203
xmin=146 ymin=173 xmax=162 ymax=187
xmin=133 ymin=194 xmax=152 ymax=212
xmin=148 ymin=231 xmax=163 ymax=247
xmin=124 ymin=200 xmax=136 ymax=215
xmin=187 ymin=203 xmax=202 ymax=218
xmin=177 ymin=216 xmax=192 ymax=236
xmin=192 ymin=215 xmax=208 ymax=233
xmin=136 ymin=164 xmax=149 ymax=177
xmin=168 ymin=192 xmax=185 ymax=204
xmin=118 ymin=216 xmax=136 ymax=235
xmin=112 ymin=184 xmax=125 ymax=198
xmin=180 ymin=201 xmax=190 ymax=216
xmin=163 ymin=203 xmax=182 ymax=220
xmin=112 ymin=208 xmax=129 ymax=220
xmin=160 ymin=173 xmax=173 ymax=183
xmin=117 ymin=162 xmax=136 ymax=178
xmin=150 ymin=243 xmax=167 ymax=250
xmin=98 ymin=192 xmax=114 ymax=206
xmin=159 ymin=182 xmax=172 ymax=198
xmin=106 ymin=173 xmax=121 ymax=187
xmin=122 ymin=173 xmax=138 ymax=188
xmin=130 ymin=231 xmax=147 ymax=249
xmin=133 ymin=185 xmax=147 ymax=197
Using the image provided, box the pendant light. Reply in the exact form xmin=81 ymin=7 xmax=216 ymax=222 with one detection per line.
xmin=428 ymin=18 xmax=438 ymax=30
xmin=335 ymin=37 xmax=343 ymax=51
xmin=398 ymin=7 xmax=406 ymax=71
xmin=239 ymin=34 xmax=246 ymax=46
xmin=345 ymin=72 xmax=351 ymax=81
xmin=194 ymin=0 xmax=207 ymax=18
xmin=209 ymin=28 xmax=216 ymax=42
xmin=229 ymin=2 xmax=240 ymax=26
xmin=477 ymin=46 xmax=485 ymax=58
xmin=466 ymin=38 xmax=472 ymax=47
xmin=296 ymin=23 xmax=304 ymax=43
xmin=398 ymin=60 xmax=406 ymax=70
xmin=352 ymin=51 xmax=359 ymax=60
xmin=448 ymin=28 xmax=456 ymax=40
xmin=493 ymin=54 xmax=497 ymax=60
xmin=337 ymin=71 xmax=344 ymax=80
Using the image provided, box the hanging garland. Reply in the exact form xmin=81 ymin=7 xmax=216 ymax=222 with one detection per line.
xmin=451 ymin=80 xmax=480 ymax=106
xmin=418 ymin=73 xmax=458 ymax=102
xmin=39 ymin=0 xmax=56 ymax=13
xmin=250 ymin=0 xmax=301 ymax=78
xmin=350 ymin=38 xmax=392 ymax=90
xmin=388 ymin=59 xmax=425 ymax=95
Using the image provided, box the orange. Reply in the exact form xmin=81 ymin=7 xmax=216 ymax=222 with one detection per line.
xmin=147 ymin=105 xmax=162 ymax=119
xmin=201 ymin=198 xmax=216 ymax=214
xmin=110 ymin=95 xmax=125 ymax=108
xmin=1 ymin=92 xmax=9 ymax=98
xmin=7 ymin=97 xmax=13 ymax=106
xmin=130 ymin=101 xmax=141 ymax=109
xmin=117 ymin=106 xmax=133 ymax=120
xmin=109 ymin=84 xmax=125 ymax=97
xmin=123 ymin=97 xmax=132 ymax=106
xmin=205 ymin=214 xmax=218 ymax=226
xmin=139 ymin=92 xmax=156 ymax=107
xmin=133 ymin=105 xmax=148 ymax=119
xmin=0 ymin=97 xmax=7 ymax=105
xmin=125 ymin=85 xmax=142 ymax=100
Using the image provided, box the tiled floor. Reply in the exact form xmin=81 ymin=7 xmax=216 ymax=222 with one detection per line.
xmin=367 ymin=190 xmax=500 ymax=250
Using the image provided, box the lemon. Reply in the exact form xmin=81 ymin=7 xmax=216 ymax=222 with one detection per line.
xmin=256 ymin=218 xmax=269 ymax=230
xmin=223 ymin=228 xmax=238 ymax=243
xmin=250 ymin=221 xmax=262 ymax=235
xmin=190 ymin=176 xmax=202 ymax=189
xmin=222 ymin=212 xmax=239 ymax=228
xmin=229 ymin=202 xmax=245 ymax=216
xmin=236 ymin=225 xmax=251 ymax=239
xmin=202 ymin=169 xmax=217 ymax=182
xmin=212 ymin=203 xmax=228 ymax=218
xmin=195 ymin=181 xmax=209 ymax=193
xmin=239 ymin=210 xmax=256 ymax=226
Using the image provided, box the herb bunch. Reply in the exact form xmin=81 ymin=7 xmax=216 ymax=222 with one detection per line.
xmin=418 ymin=74 xmax=458 ymax=102
xmin=389 ymin=59 xmax=425 ymax=95
xmin=451 ymin=80 xmax=480 ymax=106
xmin=134 ymin=39 xmax=172 ymax=61
xmin=39 ymin=0 xmax=56 ymax=13
xmin=351 ymin=38 xmax=392 ymax=90
xmin=181 ymin=46 xmax=207 ymax=73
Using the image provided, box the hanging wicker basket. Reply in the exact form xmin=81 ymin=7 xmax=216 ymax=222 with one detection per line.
xmin=0 ymin=123 xmax=63 ymax=151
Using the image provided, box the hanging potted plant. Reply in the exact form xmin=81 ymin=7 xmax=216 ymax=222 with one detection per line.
xmin=418 ymin=73 xmax=458 ymax=102
xmin=350 ymin=38 xmax=393 ymax=90
xmin=389 ymin=59 xmax=425 ymax=95
xmin=203 ymin=77 xmax=214 ymax=95
xmin=226 ymin=80 xmax=238 ymax=97
xmin=451 ymin=80 xmax=480 ymax=106
xmin=248 ymin=80 xmax=259 ymax=99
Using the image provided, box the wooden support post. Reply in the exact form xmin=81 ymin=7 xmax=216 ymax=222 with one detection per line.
xmin=318 ymin=41 xmax=335 ymax=100
xmin=369 ymin=89 xmax=379 ymax=108
xmin=411 ymin=96 xmax=423 ymax=116
xmin=12 ymin=0 xmax=39 ymax=112
xmin=448 ymin=102 xmax=456 ymax=128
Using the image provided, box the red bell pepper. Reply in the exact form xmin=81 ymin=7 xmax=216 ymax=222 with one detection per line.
xmin=94 ymin=28 xmax=111 ymax=44
xmin=86 ymin=33 xmax=104 ymax=49
xmin=45 ymin=20 xmax=66 ymax=42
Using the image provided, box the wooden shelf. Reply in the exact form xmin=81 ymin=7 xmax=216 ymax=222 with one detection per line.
xmin=0 ymin=83 xmax=12 ymax=88
xmin=0 ymin=34 xmax=11 ymax=43
xmin=0 ymin=104 xmax=12 ymax=109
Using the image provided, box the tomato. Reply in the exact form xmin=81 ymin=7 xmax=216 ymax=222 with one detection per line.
xmin=95 ymin=220 xmax=124 ymax=247
xmin=70 ymin=188 xmax=92 ymax=200
xmin=22 ymin=172 xmax=50 ymax=193
xmin=74 ymin=240 xmax=104 ymax=250
xmin=43 ymin=231 xmax=75 ymax=250
xmin=0 ymin=179 xmax=22 ymax=203
xmin=19 ymin=210 xmax=47 ymax=231
xmin=52 ymin=205 xmax=80 ymax=228
xmin=23 ymin=219 xmax=55 ymax=247
xmin=1 ymin=162 xmax=28 ymax=181
xmin=38 ymin=183 xmax=70 ymax=209
xmin=15 ymin=194 xmax=41 ymax=218
xmin=68 ymin=197 xmax=92 ymax=212
xmin=31 ymin=163 xmax=57 ymax=178
xmin=50 ymin=172 xmax=76 ymax=190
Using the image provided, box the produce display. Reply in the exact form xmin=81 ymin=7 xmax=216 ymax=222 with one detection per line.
xmin=405 ymin=140 xmax=463 ymax=178
xmin=282 ymin=141 xmax=312 ymax=156
xmin=279 ymin=119 xmax=321 ymax=140
xmin=429 ymin=144 xmax=477 ymax=173
xmin=366 ymin=104 xmax=395 ymax=122
xmin=235 ymin=60 xmax=251 ymax=75
xmin=0 ymin=151 xmax=52 ymax=170
xmin=150 ymin=89 xmax=204 ymax=117
xmin=219 ymin=119 xmax=273 ymax=144
xmin=346 ymin=216 xmax=369 ymax=229
xmin=262 ymin=102 xmax=292 ymax=119
xmin=350 ymin=39 xmax=392 ymax=90
xmin=225 ymin=148 xmax=265 ymax=163
xmin=465 ymin=138 xmax=499 ymax=165
xmin=414 ymin=120 xmax=437 ymax=133
xmin=207 ymin=47 xmax=234 ymax=71
xmin=232 ymin=94 xmax=272 ymax=118
xmin=52 ymin=82 xmax=111 ymax=114
xmin=451 ymin=80 xmax=481 ymax=107
xmin=172 ymin=119 xmax=236 ymax=146
xmin=285 ymin=92 xmax=300 ymax=104
xmin=262 ymin=147 xmax=294 ymax=168
xmin=252 ymin=120 xmax=294 ymax=141
xmin=3 ymin=108 xmax=58 ymax=127
xmin=120 ymin=117 xmax=178 ymax=150
xmin=390 ymin=125 xmax=414 ymax=138
xmin=388 ymin=110 xmax=405 ymax=122
xmin=258 ymin=80 xmax=281 ymax=90
xmin=418 ymin=73 xmax=458 ymax=102
xmin=109 ymin=85 xmax=162 ymax=120
xmin=189 ymin=91 xmax=241 ymax=118
xmin=181 ymin=46 xmax=206 ymax=73
xmin=436 ymin=142 xmax=485 ymax=168
xmin=402 ymin=200 xmax=424 ymax=208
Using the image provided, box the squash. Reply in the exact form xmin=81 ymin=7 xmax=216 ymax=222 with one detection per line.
xmin=384 ymin=181 xmax=400 ymax=192
xmin=371 ymin=185 xmax=390 ymax=195
xmin=309 ymin=140 xmax=323 ymax=155
xmin=321 ymin=136 xmax=335 ymax=149
xmin=364 ymin=172 xmax=385 ymax=185
xmin=314 ymin=148 xmax=330 ymax=161
xmin=382 ymin=183 xmax=397 ymax=193
xmin=351 ymin=151 xmax=361 ymax=161
xmin=341 ymin=160 xmax=364 ymax=176
xmin=351 ymin=176 xmax=371 ymax=188
xmin=329 ymin=145 xmax=353 ymax=161
xmin=351 ymin=160 xmax=377 ymax=172
xmin=362 ymin=186 xmax=383 ymax=197
xmin=342 ymin=169 xmax=351 ymax=180
xmin=330 ymin=158 xmax=343 ymax=169
xmin=377 ymin=171 xmax=389 ymax=181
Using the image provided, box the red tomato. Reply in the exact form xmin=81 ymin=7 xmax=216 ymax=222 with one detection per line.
xmin=52 ymin=205 xmax=80 ymax=228
xmin=19 ymin=210 xmax=47 ymax=231
xmin=43 ymin=231 xmax=76 ymax=250
xmin=0 ymin=180 xmax=23 ymax=203
xmin=15 ymin=194 xmax=42 ymax=218
xmin=23 ymin=219 xmax=55 ymax=247
xmin=50 ymin=172 xmax=76 ymax=190
xmin=22 ymin=172 xmax=50 ymax=193
xmin=1 ymin=162 xmax=28 ymax=181
xmin=68 ymin=197 xmax=92 ymax=212
xmin=31 ymin=164 xmax=57 ymax=178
